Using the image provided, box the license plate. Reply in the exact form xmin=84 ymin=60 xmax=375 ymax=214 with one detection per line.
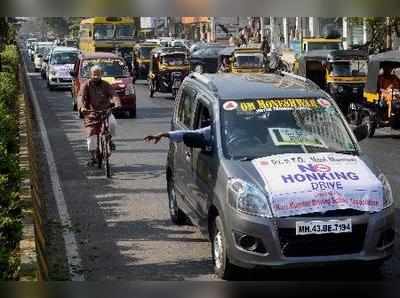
xmin=295 ymin=219 xmax=352 ymax=235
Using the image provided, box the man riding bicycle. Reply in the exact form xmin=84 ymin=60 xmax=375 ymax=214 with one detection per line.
xmin=78 ymin=65 xmax=121 ymax=166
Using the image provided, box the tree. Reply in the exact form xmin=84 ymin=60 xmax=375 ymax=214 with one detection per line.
xmin=350 ymin=17 xmax=400 ymax=54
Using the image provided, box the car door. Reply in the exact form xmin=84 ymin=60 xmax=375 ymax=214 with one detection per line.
xmin=172 ymin=85 xmax=198 ymax=216
xmin=187 ymin=96 xmax=218 ymax=225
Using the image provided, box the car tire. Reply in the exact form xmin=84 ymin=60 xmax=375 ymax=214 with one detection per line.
xmin=211 ymin=216 xmax=239 ymax=280
xmin=167 ymin=177 xmax=187 ymax=225
xmin=128 ymin=109 xmax=136 ymax=118
xmin=47 ymin=81 xmax=55 ymax=91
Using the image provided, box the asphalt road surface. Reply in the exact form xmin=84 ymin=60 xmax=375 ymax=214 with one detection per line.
xmin=22 ymin=49 xmax=400 ymax=282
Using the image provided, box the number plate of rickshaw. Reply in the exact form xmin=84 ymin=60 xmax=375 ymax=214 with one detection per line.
xmin=295 ymin=219 xmax=352 ymax=235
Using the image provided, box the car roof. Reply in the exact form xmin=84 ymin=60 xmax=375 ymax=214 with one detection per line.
xmin=52 ymin=46 xmax=79 ymax=53
xmin=189 ymin=73 xmax=326 ymax=100
xmin=80 ymin=52 xmax=121 ymax=59
xmin=369 ymin=50 xmax=400 ymax=63
xmin=302 ymin=49 xmax=368 ymax=60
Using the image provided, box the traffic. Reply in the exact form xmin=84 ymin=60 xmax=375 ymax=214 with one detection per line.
xmin=18 ymin=16 xmax=399 ymax=281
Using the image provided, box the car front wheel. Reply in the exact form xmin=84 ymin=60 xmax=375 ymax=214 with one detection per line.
xmin=211 ymin=216 xmax=239 ymax=280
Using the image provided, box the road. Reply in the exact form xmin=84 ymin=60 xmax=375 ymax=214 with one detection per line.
xmin=22 ymin=50 xmax=400 ymax=282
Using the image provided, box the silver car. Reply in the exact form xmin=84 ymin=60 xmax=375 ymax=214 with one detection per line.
xmin=166 ymin=72 xmax=396 ymax=280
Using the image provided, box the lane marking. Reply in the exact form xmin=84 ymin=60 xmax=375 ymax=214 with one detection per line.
xmin=22 ymin=55 xmax=85 ymax=281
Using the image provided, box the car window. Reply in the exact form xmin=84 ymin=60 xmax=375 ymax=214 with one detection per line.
xmin=50 ymin=52 xmax=79 ymax=65
xmin=81 ymin=59 xmax=129 ymax=78
xmin=194 ymin=100 xmax=212 ymax=129
xmin=220 ymin=98 xmax=358 ymax=160
xmin=204 ymin=47 xmax=224 ymax=57
xmin=177 ymin=86 xmax=197 ymax=128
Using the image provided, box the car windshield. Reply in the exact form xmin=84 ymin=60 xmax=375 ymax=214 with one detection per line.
xmin=234 ymin=53 xmax=264 ymax=67
xmin=38 ymin=46 xmax=50 ymax=56
xmin=308 ymin=42 xmax=342 ymax=51
xmin=94 ymin=24 xmax=114 ymax=40
xmin=81 ymin=59 xmax=129 ymax=78
xmin=138 ymin=47 xmax=154 ymax=59
xmin=116 ymin=24 xmax=134 ymax=40
xmin=220 ymin=98 xmax=357 ymax=160
xmin=330 ymin=60 xmax=368 ymax=77
xmin=161 ymin=54 xmax=187 ymax=66
xmin=50 ymin=52 xmax=78 ymax=65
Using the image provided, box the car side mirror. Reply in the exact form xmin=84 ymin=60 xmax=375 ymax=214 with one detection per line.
xmin=353 ymin=123 xmax=369 ymax=142
xmin=183 ymin=133 xmax=208 ymax=149
xmin=70 ymin=71 xmax=77 ymax=78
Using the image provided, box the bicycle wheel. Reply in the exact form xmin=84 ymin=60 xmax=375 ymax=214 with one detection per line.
xmin=97 ymin=135 xmax=103 ymax=169
xmin=102 ymin=135 xmax=111 ymax=178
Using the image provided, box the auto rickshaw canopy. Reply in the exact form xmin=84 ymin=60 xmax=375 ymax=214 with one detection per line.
xmin=296 ymin=49 xmax=369 ymax=77
xmin=364 ymin=50 xmax=400 ymax=94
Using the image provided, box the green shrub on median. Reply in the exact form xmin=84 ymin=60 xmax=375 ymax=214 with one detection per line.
xmin=0 ymin=44 xmax=22 ymax=280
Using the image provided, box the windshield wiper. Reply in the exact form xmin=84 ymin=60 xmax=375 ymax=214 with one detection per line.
xmin=239 ymin=156 xmax=255 ymax=161
xmin=335 ymin=150 xmax=359 ymax=156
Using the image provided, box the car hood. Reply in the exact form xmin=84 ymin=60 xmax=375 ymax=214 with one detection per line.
xmin=224 ymin=153 xmax=384 ymax=218
xmin=50 ymin=64 xmax=74 ymax=72
xmin=102 ymin=77 xmax=132 ymax=88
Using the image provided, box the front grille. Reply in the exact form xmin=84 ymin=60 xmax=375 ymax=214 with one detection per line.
xmin=278 ymin=224 xmax=367 ymax=257
xmin=59 ymin=78 xmax=72 ymax=83
xmin=296 ymin=209 xmax=365 ymax=218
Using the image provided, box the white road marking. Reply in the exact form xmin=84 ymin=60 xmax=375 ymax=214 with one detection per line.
xmin=22 ymin=58 xmax=85 ymax=281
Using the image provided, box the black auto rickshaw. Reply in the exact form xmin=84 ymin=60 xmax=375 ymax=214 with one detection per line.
xmin=133 ymin=42 xmax=158 ymax=80
xmin=217 ymin=46 xmax=266 ymax=73
xmin=296 ymin=49 xmax=368 ymax=115
xmin=350 ymin=50 xmax=400 ymax=137
xmin=148 ymin=47 xmax=190 ymax=98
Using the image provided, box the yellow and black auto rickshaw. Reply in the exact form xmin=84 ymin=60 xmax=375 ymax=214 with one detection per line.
xmin=351 ymin=50 xmax=400 ymax=137
xmin=296 ymin=49 xmax=368 ymax=115
xmin=133 ymin=42 xmax=158 ymax=80
xmin=218 ymin=47 xmax=266 ymax=73
xmin=148 ymin=47 xmax=190 ymax=98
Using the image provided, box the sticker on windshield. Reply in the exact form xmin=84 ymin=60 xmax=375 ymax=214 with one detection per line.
xmin=223 ymin=101 xmax=238 ymax=111
xmin=269 ymin=128 xmax=327 ymax=148
xmin=239 ymin=98 xmax=320 ymax=113
xmin=317 ymin=98 xmax=331 ymax=108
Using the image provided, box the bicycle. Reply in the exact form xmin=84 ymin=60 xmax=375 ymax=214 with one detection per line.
xmin=82 ymin=105 xmax=115 ymax=178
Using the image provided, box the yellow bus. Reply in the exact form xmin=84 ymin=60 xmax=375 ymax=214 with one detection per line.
xmin=79 ymin=17 xmax=137 ymax=65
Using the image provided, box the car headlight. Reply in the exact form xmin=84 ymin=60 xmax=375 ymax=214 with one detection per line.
xmin=50 ymin=71 xmax=57 ymax=76
xmin=379 ymin=174 xmax=394 ymax=209
xmin=227 ymin=178 xmax=272 ymax=218
xmin=125 ymin=84 xmax=135 ymax=96
xmin=337 ymin=86 xmax=344 ymax=93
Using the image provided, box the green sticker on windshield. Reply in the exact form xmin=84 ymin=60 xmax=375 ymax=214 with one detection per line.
xmin=269 ymin=128 xmax=328 ymax=148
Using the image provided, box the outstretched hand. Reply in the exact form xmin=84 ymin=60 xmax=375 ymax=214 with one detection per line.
xmin=144 ymin=135 xmax=162 ymax=144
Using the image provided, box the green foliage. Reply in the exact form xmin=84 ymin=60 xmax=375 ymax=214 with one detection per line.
xmin=0 ymin=45 xmax=19 ymax=73
xmin=0 ymin=45 xmax=22 ymax=280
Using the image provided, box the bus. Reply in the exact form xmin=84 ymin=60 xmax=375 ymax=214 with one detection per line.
xmin=79 ymin=17 xmax=137 ymax=66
